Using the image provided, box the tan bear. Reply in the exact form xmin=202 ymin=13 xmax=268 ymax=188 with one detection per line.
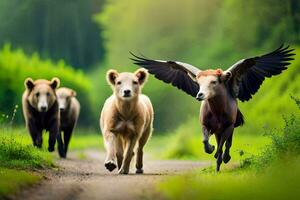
xmin=100 ymin=69 xmax=154 ymax=174
xmin=22 ymin=78 xmax=62 ymax=155
xmin=56 ymin=87 xmax=80 ymax=158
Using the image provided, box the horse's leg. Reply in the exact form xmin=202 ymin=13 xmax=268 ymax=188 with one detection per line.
xmin=214 ymin=134 xmax=220 ymax=159
xmin=223 ymin=133 xmax=233 ymax=163
xmin=202 ymin=126 xmax=215 ymax=154
xmin=216 ymin=125 xmax=234 ymax=172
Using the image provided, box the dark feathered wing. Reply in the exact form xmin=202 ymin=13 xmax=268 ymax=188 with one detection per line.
xmin=226 ymin=45 xmax=295 ymax=102
xmin=130 ymin=53 xmax=200 ymax=97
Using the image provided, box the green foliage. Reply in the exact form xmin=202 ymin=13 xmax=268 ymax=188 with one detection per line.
xmin=0 ymin=45 xmax=94 ymax=126
xmin=0 ymin=167 xmax=40 ymax=198
xmin=156 ymin=157 xmax=300 ymax=200
xmin=0 ymin=0 xmax=105 ymax=68
xmin=0 ymin=127 xmax=54 ymax=169
xmin=242 ymin=97 xmax=300 ymax=169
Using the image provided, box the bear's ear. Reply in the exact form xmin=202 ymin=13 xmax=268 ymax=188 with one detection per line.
xmin=135 ymin=68 xmax=148 ymax=85
xmin=71 ymin=90 xmax=77 ymax=97
xmin=50 ymin=77 xmax=60 ymax=89
xmin=24 ymin=78 xmax=35 ymax=90
xmin=106 ymin=69 xmax=118 ymax=85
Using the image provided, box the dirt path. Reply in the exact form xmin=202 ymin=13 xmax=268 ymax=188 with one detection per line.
xmin=14 ymin=150 xmax=209 ymax=200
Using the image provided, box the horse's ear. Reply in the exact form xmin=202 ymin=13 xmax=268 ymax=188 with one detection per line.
xmin=220 ymin=71 xmax=232 ymax=82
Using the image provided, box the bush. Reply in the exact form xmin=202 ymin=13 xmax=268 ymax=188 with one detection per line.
xmin=242 ymin=97 xmax=300 ymax=169
xmin=0 ymin=45 xmax=94 ymax=126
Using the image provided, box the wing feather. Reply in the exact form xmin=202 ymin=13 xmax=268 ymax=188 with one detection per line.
xmin=130 ymin=53 xmax=200 ymax=97
xmin=227 ymin=45 xmax=295 ymax=101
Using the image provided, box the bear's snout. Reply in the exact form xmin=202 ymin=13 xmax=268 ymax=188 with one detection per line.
xmin=39 ymin=105 xmax=48 ymax=112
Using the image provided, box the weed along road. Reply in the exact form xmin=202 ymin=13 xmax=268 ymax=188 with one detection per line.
xmin=14 ymin=149 xmax=208 ymax=200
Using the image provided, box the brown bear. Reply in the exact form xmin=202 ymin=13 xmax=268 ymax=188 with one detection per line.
xmin=100 ymin=69 xmax=154 ymax=174
xmin=56 ymin=87 xmax=80 ymax=158
xmin=22 ymin=77 xmax=63 ymax=156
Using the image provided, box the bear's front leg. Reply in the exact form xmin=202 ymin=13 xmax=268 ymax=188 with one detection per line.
xmin=56 ymin=131 xmax=66 ymax=158
xmin=28 ymin=122 xmax=42 ymax=148
xmin=48 ymin=123 xmax=59 ymax=152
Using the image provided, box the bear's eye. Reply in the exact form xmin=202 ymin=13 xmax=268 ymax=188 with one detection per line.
xmin=116 ymin=81 xmax=122 ymax=85
xmin=36 ymin=92 xmax=40 ymax=97
xmin=46 ymin=92 xmax=50 ymax=97
xmin=133 ymin=81 xmax=138 ymax=85
xmin=211 ymin=80 xmax=217 ymax=85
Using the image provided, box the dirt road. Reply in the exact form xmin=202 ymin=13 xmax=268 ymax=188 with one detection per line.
xmin=14 ymin=150 xmax=209 ymax=200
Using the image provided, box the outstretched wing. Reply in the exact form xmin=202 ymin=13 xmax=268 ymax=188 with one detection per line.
xmin=130 ymin=53 xmax=200 ymax=97
xmin=226 ymin=45 xmax=295 ymax=101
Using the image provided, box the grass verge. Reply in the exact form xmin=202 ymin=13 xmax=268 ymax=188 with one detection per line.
xmin=0 ymin=127 xmax=54 ymax=169
xmin=154 ymin=97 xmax=300 ymax=200
xmin=0 ymin=127 xmax=53 ymax=198
xmin=0 ymin=167 xmax=41 ymax=198
xmin=157 ymin=157 xmax=300 ymax=200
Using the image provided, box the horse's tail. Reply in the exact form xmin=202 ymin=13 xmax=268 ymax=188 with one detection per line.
xmin=234 ymin=109 xmax=244 ymax=127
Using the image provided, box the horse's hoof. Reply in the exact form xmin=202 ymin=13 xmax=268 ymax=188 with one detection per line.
xmin=136 ymin=169 xmax=144 ymax=174
xmin=214 ymin=152 xmax=218 ymax=159
xmin=223 ymin=153 xmax=231 ymax=164
xmin=105 ymin=161 xmax=117 ymax=172
xmin=204 ymin=144 xmax=215 ymax=154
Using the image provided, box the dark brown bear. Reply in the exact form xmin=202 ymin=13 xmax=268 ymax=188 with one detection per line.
xmin=22 ymin=77 xmax=64 ymax=157
xmin=56 ymin=87 xmax=80 ymax=157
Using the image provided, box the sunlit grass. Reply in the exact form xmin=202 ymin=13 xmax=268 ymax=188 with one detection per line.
xmin=0 ymin=167 xmax=41 ymax=198
xmin=69 ymin=129 xmax=103 ymax=150
xmin=157 ymin=157 xmax=300 ymax=200
xmin=156 ymin=100 xmax=300 ymax=200
xmin=0 ymin=127 xmax=53 ymax=169
xmin=0 ymin=126 xmax=53 ymax=198
xmin=158 ymin=118 xmax=271 ymax=162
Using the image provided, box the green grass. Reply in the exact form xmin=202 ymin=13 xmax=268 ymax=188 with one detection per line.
xmin=159 ymin=118 xmax=270 ymax=162
xmin=0 ymin=167 xmax=41 ymax=198
xmin=0 ymin=126 xmax=54 ymax=198
xmin=0 ymin=126 xmax=102 ymax=198
xmin=0 ymin=127 xmax=54 ymax=169
xmin=69 ymin=129 xmax=103 ymax=150
xmin=155 ymin=99 xmax=300 ymax=200
xmin=157 ymin=157 xmax=300 ymax=200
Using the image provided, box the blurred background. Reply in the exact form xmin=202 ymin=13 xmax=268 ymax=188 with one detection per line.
xmin=0 ymin=0 xmax=299 ymax=135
